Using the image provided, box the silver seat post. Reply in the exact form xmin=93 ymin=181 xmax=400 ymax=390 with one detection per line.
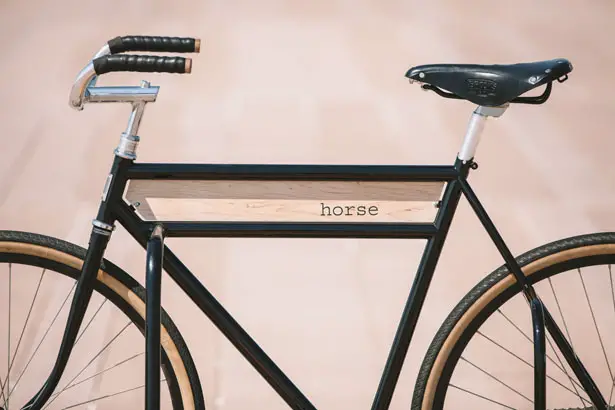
xmin=458 ymin=104 xmax=508 ymax=162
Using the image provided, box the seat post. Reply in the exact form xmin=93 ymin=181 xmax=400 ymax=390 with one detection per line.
xmin=458 ymin=104 xmax=508 ymax=162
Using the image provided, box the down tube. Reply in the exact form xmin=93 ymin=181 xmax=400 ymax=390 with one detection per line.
xmin=371 ymin=173 xmax=467 ymax=410
xmin=113 ymin=201 xmax=317 ymax=410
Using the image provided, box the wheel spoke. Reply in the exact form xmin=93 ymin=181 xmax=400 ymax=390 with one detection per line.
xmin=74 ymin=299 xmax=107 ymax=346
xmin=42 ymin=352 xmax=145 ymax=405
xmin=497 ymin=308 xmax=588 ymax=405
xmin=476 ymin=330 xmax=588 ymax=400
xmin=460 ymin=356 xmax=533 ymax=404
xmin=43 ymin=321 xmax=132 ymax=410
xmin=547 ymin=278 xmax=577 ymax=352
xmin=544 ymin=333 xmax=591 ymax=408
xmin=546 ymin=277 xmax=592 ymax=408
xmin=64 ymin=352 xmax=144 ymax=392
xmin=6 ymin=270 xmax=46 ymax=376
xmin=58 ymin=378 xmax=166 ymax=410
xmin=0 ymin=374 xmax=5 ymax=410
xmin=448 ymin=383 xmax=516 ymax=409
xmin=6 ymin=282 xmax=77 ymax=401
xmin=1 ymin=268 xmax=45 ymax=408
xmin=578 ymin=268 xmax=614 ymax=382
xmin=9 ymin=286 xmax=109 ymax=404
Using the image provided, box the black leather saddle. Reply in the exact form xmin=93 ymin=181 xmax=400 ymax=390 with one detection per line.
xmin=405 ymin=59 xmax=573 ymax=107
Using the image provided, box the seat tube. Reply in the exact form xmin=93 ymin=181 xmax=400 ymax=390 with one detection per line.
xmin=458 ymin=105 xmax=508 ymax=162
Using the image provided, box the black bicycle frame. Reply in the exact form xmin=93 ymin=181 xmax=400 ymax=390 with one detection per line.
xmin=24 ymin=155 xmax=608 ymax=410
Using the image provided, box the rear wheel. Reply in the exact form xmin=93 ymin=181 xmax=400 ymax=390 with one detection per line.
xmin=412 ymin=232 xmax=615 ymax=410
xmin=0 ymin=230 xmax=205 ymax=410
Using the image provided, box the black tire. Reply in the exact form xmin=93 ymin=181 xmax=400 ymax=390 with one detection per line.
xmin=0 ymin=230 xmax=205 ymax=410
xmin=411 ymin=232 xmax=615 ymax=410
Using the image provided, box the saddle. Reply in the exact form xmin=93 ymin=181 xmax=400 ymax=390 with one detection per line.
xmin=405 ymin=59 xmax=573 ymax=107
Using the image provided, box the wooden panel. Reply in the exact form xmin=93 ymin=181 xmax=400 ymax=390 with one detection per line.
xmin=125 ymin=180 xmax=444 ymax=201
xmin=124 ymin=180 xmax=445 ymax=223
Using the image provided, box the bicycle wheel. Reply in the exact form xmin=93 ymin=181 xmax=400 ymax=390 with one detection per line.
xmin=0 ymin=230 xmax=205 ymax=410
xmin=412 ymin=232 xmax=615 ymax=410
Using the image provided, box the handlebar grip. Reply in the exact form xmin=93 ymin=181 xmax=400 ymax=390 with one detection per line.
xmin=92 ymin=55 xmax=192 ymax=75
xmin=107 ymin=36 xmax=200 ymax=54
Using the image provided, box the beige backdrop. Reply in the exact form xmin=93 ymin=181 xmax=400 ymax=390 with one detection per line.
xmin=1 ymin=0 xmax=615 ymax=409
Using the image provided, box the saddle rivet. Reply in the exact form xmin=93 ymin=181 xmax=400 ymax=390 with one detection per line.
xmin=419 ymin=72 xmax=425 ymax=79
xmin=545 ymin=68 xmax=551 ymax=73
xmin=529 ymin=76 xmax=538 ymax=84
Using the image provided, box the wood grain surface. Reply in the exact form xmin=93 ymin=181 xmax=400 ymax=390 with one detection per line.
xmin=125 ymin=179 xmax=444 ymax=222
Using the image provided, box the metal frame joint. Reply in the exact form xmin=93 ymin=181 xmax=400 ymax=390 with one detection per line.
xmin=92 ymin=219 xmax=115 ymax=236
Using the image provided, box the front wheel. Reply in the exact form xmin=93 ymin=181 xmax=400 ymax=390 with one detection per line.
xmin=0 ymin=231 xmax=205 ymax=410
xmin=413 ymin=232 xmax=615 ymax=410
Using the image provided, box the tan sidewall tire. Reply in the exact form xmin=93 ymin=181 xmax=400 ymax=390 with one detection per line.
xmin=0 ymin=237 xmax=199 ymax=410
xmin=414 ymin=235 xmax=615 ymax=410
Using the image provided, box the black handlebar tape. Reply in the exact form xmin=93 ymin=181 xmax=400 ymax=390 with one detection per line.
xmin=92 ymin=55 xmax=192 ymax=75
xmin=107 ymin=36 xmax=200 ymax=54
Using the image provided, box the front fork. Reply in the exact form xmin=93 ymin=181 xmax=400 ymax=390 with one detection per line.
xmin=22 ymin=222 xmax=114 ymax=410
xmin=23 ymin=156 xmax=130 ymax=410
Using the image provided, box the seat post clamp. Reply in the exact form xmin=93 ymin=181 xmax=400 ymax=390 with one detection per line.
xmin=474 ymin=104 xmax=509 ymax=118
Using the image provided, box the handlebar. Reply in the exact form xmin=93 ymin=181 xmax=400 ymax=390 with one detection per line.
xmin=69 ymin=35 xmax=198 ymax=110
xmin=107 ymin=36 xmax=200 ymax=54
xmin=93 ymin=55 xmax=192 ymax=75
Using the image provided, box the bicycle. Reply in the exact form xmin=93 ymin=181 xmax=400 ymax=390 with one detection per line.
xmin=0 ymin=35 xmax=613 ymax=410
